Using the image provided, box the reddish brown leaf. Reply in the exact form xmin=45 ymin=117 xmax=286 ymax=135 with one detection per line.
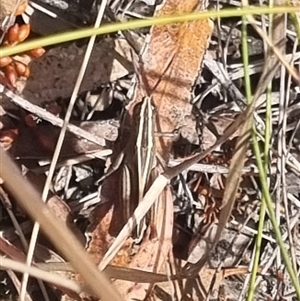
xmin=130 ymin=0 xmax=214 ymax=157
xmin=85 ymin=0 xmax=213 ymax=299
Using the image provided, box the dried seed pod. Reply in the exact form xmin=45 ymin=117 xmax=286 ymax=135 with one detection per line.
xmin=7 ymin=24 xmax=19 ymax=44
xmin=1 ymin=40 xmax=10 ymax=46
xmin=0 ymin=73 xmax=15 ymax=91
xmin=18 ymin=54 xmax=32 ymax=65
xmin=15 ymin=0 xmax=28 ymax=16
xmin=4 ymin=64 xmax=17 ymax=86
xmin=16 ymin=24 xmax=30 ymax=43
xmin=29 ymin=47 xmax=46 ymax=58
xmin=0 ymin=129 xmax=19 ymax=149
xmin=0 ymin=57 xmax=12 ymax=68
xmin=14 ymin=61 xmax=27 ymax=77
xmin=23 ymin=65 xmax=30 ymax=78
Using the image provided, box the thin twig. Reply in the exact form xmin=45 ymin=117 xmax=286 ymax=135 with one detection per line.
xmin=1 ymin=85 xmax=107 ymax=146
xmin=19 ymin=1 xmax=110 ymax=300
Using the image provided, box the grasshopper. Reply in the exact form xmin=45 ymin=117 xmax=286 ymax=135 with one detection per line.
xmin=97 ymin=92 xmax=157 ymax=241
xmin=134 ymin=95 xmax=157 ymax=240
xmin=124 ymin=53 xmax=175 ymax=241
xmin=99 ymin=53 xmax=175 ymax=242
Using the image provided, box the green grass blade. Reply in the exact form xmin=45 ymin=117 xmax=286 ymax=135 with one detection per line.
xmin=252 ymin=130 xmax=300 ymax=299
xmin=247 ymin=3 xmax=273 ymax=298
xmin=0 ymin=6 xmax=298 ymax=57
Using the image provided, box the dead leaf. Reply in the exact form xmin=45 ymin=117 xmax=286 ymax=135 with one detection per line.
xmin=86 ymin=0 xmax=213 ymax=300
xmin=130 ymin=0 xmax=214 ymax=157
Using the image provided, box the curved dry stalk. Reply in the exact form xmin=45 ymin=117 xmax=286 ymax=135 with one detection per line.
xmin=19 ymin=1 xmax=110 ymax=300
xmin=182 ymin=53 xmax=283 ymax=278
xmin=0 ymin=148 xmax=123 ymax=301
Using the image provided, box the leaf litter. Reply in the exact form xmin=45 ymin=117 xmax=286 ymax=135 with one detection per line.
xmin=0 ymin=0 xmax=300 ymax=301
